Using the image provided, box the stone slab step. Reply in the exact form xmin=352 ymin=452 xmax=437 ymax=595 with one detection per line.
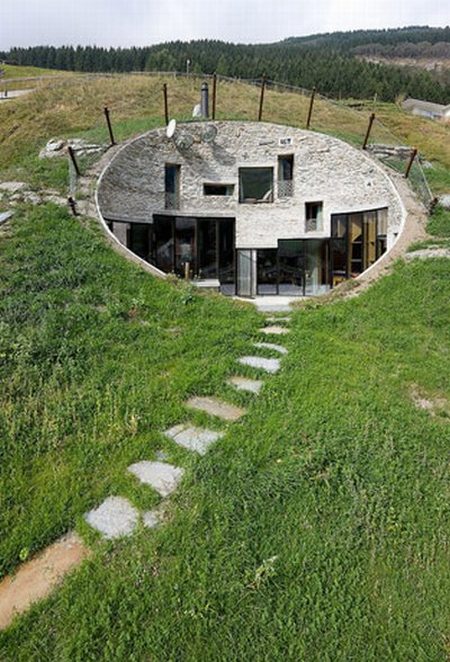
xmin=238 ymin=356 xmax=281 ymax=374
xmin=85 ymin=496 xmax=139 ymax=539
xmin=260 ymin=325 xmax=289 ymax=336
xmin=128 ymin=461 xmax=184 ymax=497
xmin=0 ymin=532 xmax=89 ymax=631
xmin=227 ymin=376 xmax=263 ymax=394
xmin=164 ymin=423 xmax=224 ymax=455
xmin=253 ymin=341 xmax=288 ymax=355
xmin=185 ymin=396 xmax=245 ymax=421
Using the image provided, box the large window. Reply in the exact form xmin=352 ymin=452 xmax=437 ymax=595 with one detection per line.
xmin=330 ymin=208 xmax=388 ymax=286
xmin=152 ymin=215 xmax=235 ymax=285
xmin=165 ymin=164 xmax=180 ymax=209
xmin=239 ymin=168 xmax=273 ymax=203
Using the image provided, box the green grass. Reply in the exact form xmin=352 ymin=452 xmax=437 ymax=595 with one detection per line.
xmin=1 ymin=64 xmax=68 ymax=79
xmin=0 ymin=74 xmax=448 ymax=195
xmin=0 ymin=204 xmax=261 ymax=575
xmin=1 ymin=205 xmax=450 ymax=659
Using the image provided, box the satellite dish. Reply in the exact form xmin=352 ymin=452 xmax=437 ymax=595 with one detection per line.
xmin=202 ymin=124 xmax=218 ymax=144
xmin=175 ymin=132 xmax=194 ymax=151
xmin=166 ymin=119 xmax=177 ymax=139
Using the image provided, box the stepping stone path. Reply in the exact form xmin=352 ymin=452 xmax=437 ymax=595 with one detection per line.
xmin=128 ymin=461 xmax=184 ymax=497
xmin=2 ymin=304 xmax=294 ymax=627
xmin=238 ymin=356 xmax=281 ymax=374
xmin=85 ymin=496 xmax=139 ymax=539
xmin=260 ymin=325 xmax=289 ymax=336
xmin=186 ymin=396 xmax=245 ymax=421
xmin=227 ymin=376 xmax=263 ymax=394
xmin=253 ymin=341 xmax=288 ymax=355
xmin=165 ymin=423 xmax=224 ymax=455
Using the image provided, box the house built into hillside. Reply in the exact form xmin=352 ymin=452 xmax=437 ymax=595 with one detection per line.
xmin=97 ymin=121 xmax=404 ymax=297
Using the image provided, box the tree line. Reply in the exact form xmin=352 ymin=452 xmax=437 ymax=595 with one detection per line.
xmin=1 ymin=27 xmax=449 ymax=104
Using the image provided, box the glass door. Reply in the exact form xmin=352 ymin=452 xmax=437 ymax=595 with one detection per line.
xmin=257 ymin=249 xmax=278 ymax=295
xmin=175 ymin=217 xmax=196 ymax=278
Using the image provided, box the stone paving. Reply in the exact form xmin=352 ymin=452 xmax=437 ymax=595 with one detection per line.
xmin=185 ymin=396 xmax=246 ymax=421
xmin=238 ymin=355 xmax=281 ymax=373
xmin=128 ymin=461 xmax=184 ymax=497
xmin=260 ymin=325 xmax=290 ymax=336
xmin=227 ymin=376 xmax=263 ymax=394
xmin=85 ymin=496 xmax=139 ymax=539
xmin=164 ymin=423 xmax=225 ymax=455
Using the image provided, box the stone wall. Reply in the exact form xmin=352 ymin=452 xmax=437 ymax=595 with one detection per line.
xmin=97 ymin=121 xmax=405 ymax=250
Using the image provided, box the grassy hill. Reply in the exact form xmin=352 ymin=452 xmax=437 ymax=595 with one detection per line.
xmin=0 ymin=63 xmax=71 ymax=91
xmin=0 ymin=63 xmax=68 ymax=79
xmin=0 ymin=74 xmax=448 ymax=194
xmin=0 ymin=73 xmax=450 ymax=659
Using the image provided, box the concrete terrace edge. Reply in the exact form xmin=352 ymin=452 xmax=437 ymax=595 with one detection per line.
xmin=92 ymin=119 xmax=420 ymax=291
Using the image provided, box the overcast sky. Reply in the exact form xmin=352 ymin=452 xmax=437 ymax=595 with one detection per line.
xmin=0 ymin=0 xmax=448 ymax=50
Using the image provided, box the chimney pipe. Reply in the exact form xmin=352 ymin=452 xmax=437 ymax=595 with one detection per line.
xmin=201 ymin=82 xmax=209 ymax=118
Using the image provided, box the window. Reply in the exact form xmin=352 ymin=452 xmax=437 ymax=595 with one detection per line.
xmin=165 ymin=164 xmax=180 ymax=209
xmin=278 ymin=155 xmax=294 ymax=197
xmin=305 ymin=202 xmax=323 ymax=232
xmin=203 ymin=183 xmax=234 ymax=196
xmin=239 ymin=168 xmax=273 ymax=203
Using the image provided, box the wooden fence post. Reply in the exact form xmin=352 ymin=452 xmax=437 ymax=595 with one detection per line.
xmin=362 ymin=113 xmax=376 ymax=150
xmin=163 ymin=83 xmax=169 ymax=125
xmin=306 ymin=87 xmax=316 ymax=130
xmin=67 ymin=146 xmax=80 ymax=177
xmin=258 ymin=75 xmax=267 ymax=122
xmin=405 ymin=148 xmax=418 ymax=179
xmin=104 ymin=107 xmax=115 ymax=146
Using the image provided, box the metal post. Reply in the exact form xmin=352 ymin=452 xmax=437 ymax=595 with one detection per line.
xmin=163 ymin=83 xmax=169 ymax=125
xmin=362 ymin=113 xmax=376 ymax=150
xmin=201 ymin=82 xmax=209 ymax=118
xmin=258 ymin=75 xmax=267 ymax=122
xmin=405 ymin=148 xmax=418 ymax=179
xmin=104 ymin=106 xmax=115 ymax=146
xmin=212 ymin=73 xmax=217 ymax=120
xmin=68 ymin=196 xmax=78 ymax=216
xmin=306 ymin=87 xmax=316 ymax=130
xmin=67 ymin=146 xmax=80 ymax=177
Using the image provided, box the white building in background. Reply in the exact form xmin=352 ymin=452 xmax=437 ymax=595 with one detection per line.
xmin=402 ymin=97 xmax=450 ymax=122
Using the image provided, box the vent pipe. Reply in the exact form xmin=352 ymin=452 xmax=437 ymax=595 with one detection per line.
xmin=201 ymin=82 xmax=209 ymax=118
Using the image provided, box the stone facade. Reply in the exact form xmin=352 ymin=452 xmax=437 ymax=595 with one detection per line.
xmin=97 ymin=121 xmax=404 ymax=251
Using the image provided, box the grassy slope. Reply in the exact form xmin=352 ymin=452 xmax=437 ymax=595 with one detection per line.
xmin=0 ymin=205 xmax=449 ymax=659
xmin=1 ymin=64 xmax=68 ymax=79
xmin=0 ymin=74 xmax=448 ymax=193
xmin=0 ymin=64 xmax=71 ymax=92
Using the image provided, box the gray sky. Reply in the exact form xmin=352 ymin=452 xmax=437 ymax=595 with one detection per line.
xmin=0 ymin=0 xmax=448 ymax=50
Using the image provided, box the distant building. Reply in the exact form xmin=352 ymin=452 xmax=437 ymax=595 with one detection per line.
xmin=402 ymin=98 xmax=450 ymax=121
